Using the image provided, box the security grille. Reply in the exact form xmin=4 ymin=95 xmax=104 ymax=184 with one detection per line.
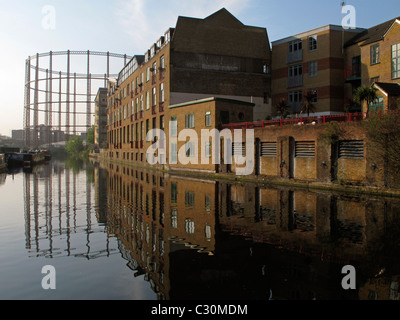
xmin=339 ymin=140 xmax=364 ymax=159
xmin=261 ymin=142 xmax=277 ymax=157
xmin=295 ymin=141 xmax=315 ymax=158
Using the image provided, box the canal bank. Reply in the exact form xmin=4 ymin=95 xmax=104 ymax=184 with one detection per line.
xmin=90 ymin=153 xmax=400 ymax=199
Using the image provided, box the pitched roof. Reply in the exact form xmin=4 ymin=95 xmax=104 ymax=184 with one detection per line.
xmin=172 ymin=8 xmax=270 ymax=59
xmin=345 ymin=17 xmax=400 ymax=47
xmin=374 ymin=82 xmax=400 ymax=96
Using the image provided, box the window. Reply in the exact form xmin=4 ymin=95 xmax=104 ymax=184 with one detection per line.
xmin=160 ymin=55 xmax=165 ymax=69
xmin=146 ymin=91 xmax=150 ymax=110
xmin=352 ymin=56 xmax=361 ymax=77
xmin=146 ymin=119 xmax=150 ymax=140
xmin=370 ymin=76 xmax=380 ymax=84
xmin=371 ymin=43 xmax=380 ymax=65
xmin=263 ymin=64 xmax=270 ymax=74
xmin=308 ymin=61 xmax=318 ymax=77
xmin=152 ymin=62 xmax=157 ymax=75
xmin=308 ymin=36 xmax=317 ymax=51
xmin=205 ymin=195 xmax=211 ymax=212
xmin=152 ymin=87 xmax=157 ymax=106
xmin=309 ymin=88 xmax=318 ymax=103
xmin=185 ymin=142 xmax=195 ymax=157
xmin=171 ymin=209 xmax=178 ymax=228
xmin=170 ymin=143 xmax=178 ymax=164
xmin=160 ymin=83 xmax=164 ymax=102
xmin=205 ymin=141 xmax=211 ymax=158
xmin=392 ymin=43 xmax=400 ymax=79
xmin=289 ymin=39 xmax=302 ymax=53
xmin=289 ymin=64 xmax=303 ymax=77
xmin=205 ymin=111 xmax=211 ymax=127
xmin=264 ymin=92 xmax=269 ymax=104
xmin=289 ymin=91 xmax=303 ymax=112
xmin=146 ymin=67 xmax=150 ymax=82
xmin=185 ymin=219 xmax=195 ymax=234
xmin=185 ymin=192 xmax=195 ymax=207
xmin=185 ymin=114 xmax=195 ymax=128
xmin=171 ymin=116 xmax=177 ymax=137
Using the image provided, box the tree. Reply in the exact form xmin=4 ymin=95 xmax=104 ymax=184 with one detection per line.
xmin=353 ymin=85 xmax=378 ymax=113
xmin=301 ymin=90 xmax=317 ymax=117
xmin=86 ymin=125 xmax=95 ymax=145
xmin=275 ymin=99 xmax=289 ymax=119
xmin=65 ymin=136 xmax=84 ymax=157
xmin=363 ymin=111 xmax=400 ymax=187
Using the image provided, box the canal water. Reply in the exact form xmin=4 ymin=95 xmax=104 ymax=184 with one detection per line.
xmin=1 ymin=159 xmax=400 ymax=300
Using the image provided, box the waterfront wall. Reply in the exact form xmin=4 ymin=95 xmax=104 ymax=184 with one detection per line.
xmin=97 ymin=120 xmax=400 ymax=191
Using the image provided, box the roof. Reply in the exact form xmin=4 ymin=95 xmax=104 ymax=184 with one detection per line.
xmin=345 ymin=17 xmax=400 ymax=47
xmin=374 ymin=82 xmax=400 ymax=96
xmin=168 ymin=97 xmax=255 ymax=109
xmin=172 ymin=8 xmax=270 ymax=59
xmin=272 ymin=25 xmax=365 ymax=46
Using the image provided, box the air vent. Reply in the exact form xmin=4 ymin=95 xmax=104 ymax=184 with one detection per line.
xmin=261 ymin=142 xmax=277 ymax=157
xmin=295 ymin=141 xmax=315 ymax=158
xmin=339 ymin=140 xmax=364 ymax=159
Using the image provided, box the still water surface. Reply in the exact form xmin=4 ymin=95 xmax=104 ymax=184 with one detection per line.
xmin=1 ymin=159 xmax=400 ymax=300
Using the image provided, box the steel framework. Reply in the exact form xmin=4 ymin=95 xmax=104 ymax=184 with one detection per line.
xmin=24 ymin=50 xmax=132 ymax=147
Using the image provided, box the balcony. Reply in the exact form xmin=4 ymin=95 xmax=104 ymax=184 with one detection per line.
xmin=287 ymin=75 xmax=303 ymax=88
xmin=159 ymin=102 xmax=165 ymax=113
xmin=140 ymin=111 xmax=144 ymax=119
xmin=152 ymin=74 xmax=157 ymax=85
xmin=287 ymin=50 xmax=303 ymax=64
xmin=159 ymin=68 xmax=165 ymax=80
xmin=152 ymin=105 xmax=157 ymax=115
xmin=344 ymin=66 xmax=361 ymax=83
xmin=140 ymin=140 xmax=144 ymax=149
xmin=135 ymin=141 xmax=138 ymax=149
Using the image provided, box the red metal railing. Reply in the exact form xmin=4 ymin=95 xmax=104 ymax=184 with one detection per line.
xmin=159 ymin=102 xmax=165 ymax=113
xmin=152 ymin=105 xmax=157 ymax=115
xmin=220 ymin=113 xmax=364 ymax=130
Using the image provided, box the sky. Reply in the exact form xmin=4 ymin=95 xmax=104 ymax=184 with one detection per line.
xmin=0 ymin=0 xmax=399 ymax=137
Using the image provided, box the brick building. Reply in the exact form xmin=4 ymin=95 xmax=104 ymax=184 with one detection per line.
xmin=107 ymin=8 xmax=271 ymax=170
xmin=271 ymin=24 xmax=364 ymax=117
xmin=94 ymin=88 xmax=108 ymax=148
xmin=344 ymin=16 xmax=400 ymax=114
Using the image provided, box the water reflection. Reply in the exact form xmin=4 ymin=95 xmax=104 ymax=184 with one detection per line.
xmin=23 ymin=160 xmax=116 ymax=260
xmin=21 ymin=159 xmax=400 ymax=300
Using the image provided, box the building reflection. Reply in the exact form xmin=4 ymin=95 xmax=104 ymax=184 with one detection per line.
xmin=23 ymin=160 xmax=115 ymax=260
xmin=22 ymin=160 xmax=400 ymax=300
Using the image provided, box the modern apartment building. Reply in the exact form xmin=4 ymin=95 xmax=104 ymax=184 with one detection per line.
xmin=271 ymin=25 xmax=364 ymax=116
xmin=344 ymin=16 xmax=400 ymax=114
xmin=107 ymin=8 xmax=270 ymax=170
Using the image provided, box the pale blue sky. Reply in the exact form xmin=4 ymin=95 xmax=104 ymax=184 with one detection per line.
xmin=0 ymin=0 xmax=399 ymax=136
